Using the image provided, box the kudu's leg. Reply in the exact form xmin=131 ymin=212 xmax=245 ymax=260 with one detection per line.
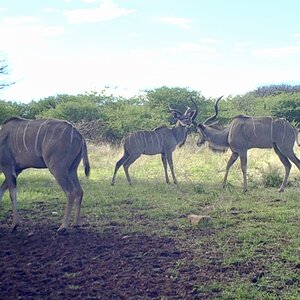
xmin=123 ymin=154 xmax=141 ymax=185
xmin=4 ymin=170 xmax=19 ymax=231
xmin=239 ymin=152 xmax=248 ymax=192
xmin=111 ymin=151 xmax=129 ymax=185
xmin=279 ymin=146 xmax=300 ymax=170
xmin=9 ymin=186 xmax=18 ymax=232
xmin=0 ymin=170 xmax=22 ymax=201
xmin=161 ymin=153 xmax=170 ymax=184
xmin=273 ymin=144 xmax=291 ymax=192
xmin=50 ymin=167 xmax=76 ymax=232
xmin=222 ymin=152 xmax=239 ymax=188
xmin=69 ymin=170 xmax=83 ymax=227
xmin=166 ymin=152 xmax=177 ymax=184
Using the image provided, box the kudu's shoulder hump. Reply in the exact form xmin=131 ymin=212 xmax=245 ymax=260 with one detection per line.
xmin=3 ymin=116 xmax=26 ymax=125
xmin=153 ymin=124 xmax=168 ymax=131
xmin=233 ymin=114 xmax=249 ymax=120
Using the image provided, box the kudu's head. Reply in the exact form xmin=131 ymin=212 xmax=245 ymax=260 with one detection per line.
xmin=169 ymin=98 xmax=198 ymax=128
xmin=196 ymin=96 xmax=223 ymax=148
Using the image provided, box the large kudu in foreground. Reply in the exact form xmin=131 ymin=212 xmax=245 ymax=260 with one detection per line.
xmin=111 ymin=100 xmax=198 ymax=185
xmin=196 ymin=97 xmax=300 ymax=192
xmin=0 ymin=117 xmax=90 ymax=232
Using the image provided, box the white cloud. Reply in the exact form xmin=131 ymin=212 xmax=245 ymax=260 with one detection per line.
xmin=0 ymin=15 xmax=65 ymax=82
xmin=155 ymin=16 xmax=194 ymax=30
xmin=199 ymin=38 xmax=222 ymax=44
xmin=43 ymin=7 xmax=57 ymax=13
xmin=293 ymin=33 xmax=300 ymax=38
xmin=253 ymin=46 xmax=300 ymax=58
xmin=0 ymin=16 xmax=65 ymax=51
xmin=233 ymin=41 xmax=252 ymax=53
xmin=162 ymin=42 xmax=220 ymax=61
xmin=63 ymin=0 xmax=136 ymax=24
xmin=3 ymin=16 xmax=40 ymax=26
xmin=82 ymin=0 xmax=101 ymax=3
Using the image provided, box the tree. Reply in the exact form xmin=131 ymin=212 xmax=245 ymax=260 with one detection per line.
xmin=0 ymin=59 xmax=14 ymax=90
xmin=248 ymin=84 xmax=300 ymax=97
xmin=40 ymin=99 xmax=101 ymax=123
xmin=0 ymin=100 xmax=20 ymax=124
xmin=272 ymin=93 xmax=300 ymax=126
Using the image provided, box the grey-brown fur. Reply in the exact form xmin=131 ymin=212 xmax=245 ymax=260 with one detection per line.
xmin=111 ymin=101 xmax=198 ymax=185
xmin=0 ymin=117 xmax=90 ymax=231
xmin=196 ymin=98 xmax=300 ymax=192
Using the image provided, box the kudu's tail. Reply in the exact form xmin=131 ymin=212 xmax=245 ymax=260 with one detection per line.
xmin=82 ymin=139 xmax=90 ymax=177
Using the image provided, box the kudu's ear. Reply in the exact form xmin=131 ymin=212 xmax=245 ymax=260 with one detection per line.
xmin=169 ymin=103 xmax=183 ymax=117
xmin=170 ymin=110 xmax=182 ymax=120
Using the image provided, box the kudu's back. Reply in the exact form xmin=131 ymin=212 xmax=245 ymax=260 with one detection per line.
xmin=124 ymin=126 xmax=177 ymax=155
xmin=229 ymin=116 xmax=298 ymax=150
xmin=1 ymin=117 xmax=89 ymax=174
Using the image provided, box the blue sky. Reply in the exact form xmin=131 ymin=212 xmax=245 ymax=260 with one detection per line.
xmin=0 ymin=0 xmax=300 ymax=103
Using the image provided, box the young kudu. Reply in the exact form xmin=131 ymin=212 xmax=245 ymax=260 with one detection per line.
xmin=196 ymin=97 xmax=300 ymax=192
xmin=111 ymin=100 xmax=198 ymax=185
xmin=0 ymin=117 xmax=90 ymax=232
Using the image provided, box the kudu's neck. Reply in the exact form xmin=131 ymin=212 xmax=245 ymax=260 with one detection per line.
xmin=171 ymin=122 xmax=188 ymax=146
xmin=206 ymin=126 xmax=229 ymax=147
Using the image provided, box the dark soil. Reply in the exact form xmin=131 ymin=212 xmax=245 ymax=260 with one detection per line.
xmin=0 ymin=217 xmax=234 ymax=300
xmin=3 ymin=202 xmax=284 ymax=300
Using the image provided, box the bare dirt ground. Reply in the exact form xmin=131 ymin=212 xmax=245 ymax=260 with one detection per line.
xmin=1 ymin=201 xmax=276 ymax=300
xmin=0 ymin=218 xmax=236 ymax=300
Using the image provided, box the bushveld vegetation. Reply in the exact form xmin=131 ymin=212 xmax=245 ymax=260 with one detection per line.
xmin=1 ymin=84 xmax=300 ymax=143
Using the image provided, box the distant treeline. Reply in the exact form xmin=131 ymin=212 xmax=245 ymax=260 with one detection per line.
xmin=1 ymin=84 xmax=299 ymax=143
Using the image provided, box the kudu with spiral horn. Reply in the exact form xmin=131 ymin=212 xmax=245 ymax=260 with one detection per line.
xmin=195 ymin=96 xmax=300 ymax=192
xmin=111 ymin=98 xmax=198 ymax=185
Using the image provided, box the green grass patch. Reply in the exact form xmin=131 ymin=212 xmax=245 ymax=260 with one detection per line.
xmin=1 ymin=141 xmax=300 ymax=298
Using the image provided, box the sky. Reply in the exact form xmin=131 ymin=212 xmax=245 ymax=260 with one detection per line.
xmin=0 ymin=0 xmax=300 ymax=103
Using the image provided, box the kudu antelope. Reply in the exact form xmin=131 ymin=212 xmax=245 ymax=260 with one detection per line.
xmin=0 ymin=117 xmax=90 ymax=232
xmin=196 ymin=97 xmax=300 ymax=192
xmin=111 ymin=100 xmax=198 ymax=185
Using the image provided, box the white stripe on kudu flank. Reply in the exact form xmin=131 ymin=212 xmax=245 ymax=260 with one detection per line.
xmin=70 ymin=125 xmax=74 ymax=145
xmin=251 ymin=117 xmax=257 ymax=137
xmin=150 ymin=131 xmax=154 ymax=147
xmin=14 ymin=122 xmax=23 ymax=153
xmin=61 ymin=124 xmax=69 ymax=141
xmin=154 ymin=131 xmax=160 ymax=148
xmin=270 ymin=117 xmax=274 ymax=141
xmin=142 ymin=131 xmax=148 ymax=149
xmin=35 ymin=119 xmax=49 ymax=155
xmin=282 ymin=119 xmax=286 ymax=144
xmin=134 ymin=131 xmax=144 ymax=149
xmin=22 ymin=120 xmax=32 ymax=151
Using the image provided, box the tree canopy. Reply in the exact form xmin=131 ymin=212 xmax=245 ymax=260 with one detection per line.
xmin=0 ymin=85 xmax=299 ymax=143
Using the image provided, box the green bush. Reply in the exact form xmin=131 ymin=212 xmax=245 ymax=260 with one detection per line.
xmin=262 ymin=166 xmax=283 ymax=188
